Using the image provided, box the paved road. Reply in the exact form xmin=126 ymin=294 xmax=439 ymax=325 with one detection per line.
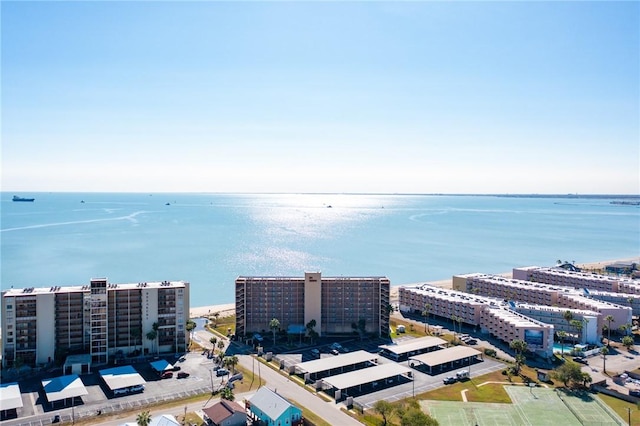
xmin=236 ymin=355 xmax=362 ymax=426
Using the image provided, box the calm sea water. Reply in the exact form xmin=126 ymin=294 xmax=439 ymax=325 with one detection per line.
xmin=1 ymin=192 xmax=638 ymax=307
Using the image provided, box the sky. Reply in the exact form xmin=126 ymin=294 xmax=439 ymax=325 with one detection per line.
xmin=2 ymin=1 xmax=638 ymax=194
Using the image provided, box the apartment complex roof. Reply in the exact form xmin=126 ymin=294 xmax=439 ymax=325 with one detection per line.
xmin=295 ymin=350 xmax=377 ymax=374
xmin=321 ymin=363 xmax=411 ymax=390
xmin=2 ymin=280 xmax=187 ymax=297
xmin=409 ymin=346 xmax=481 ymax=368
xmin=379 ymin=336 xmax=447 ymax=356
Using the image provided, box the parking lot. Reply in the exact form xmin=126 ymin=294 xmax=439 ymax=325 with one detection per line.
xmin=2 ymin=352 xmax=232 ymax=426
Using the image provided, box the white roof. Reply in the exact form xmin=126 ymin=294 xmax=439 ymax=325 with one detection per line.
xmin=295 ymin=350 xmax=378 ymax=374
xmin=100 ymin=366 xmax=146 ymax=390
xmin=409 ymin=346 xmax=481 ymax=367
xmin=321 ymin=363 xmax=412 ymax=390
xmin=0 ymin=382 xmax=23 ymax=410
xmin=379 ymin=336 xmax=447 ymax=355
xmin=120 ymin=414 xmax=180 ymax=426
xmin=249 ymin=387 xmax=297 ymax=421
xmin=41 ymin=375 xmax=88 ymax=403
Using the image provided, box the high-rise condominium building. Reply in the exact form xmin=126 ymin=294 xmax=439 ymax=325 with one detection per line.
xmin=1 ymin=279 xmax=189 ymax=368
xmin=235 ymin=272 xmax=390 ymax=339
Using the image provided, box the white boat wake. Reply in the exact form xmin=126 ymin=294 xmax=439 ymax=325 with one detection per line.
xmin=0 ymin=211 xmax=149 ymax=232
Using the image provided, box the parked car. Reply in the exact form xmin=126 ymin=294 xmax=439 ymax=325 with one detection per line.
xmin=160 ymin=371 xmax=173 ymax=379
xmin=443 ymin=376 xmax=457 ymax=384
xmin=311 ymin=349 xmax=320 ymax=356
xmin=129 ymin=385 xmax=145 ymax=392
xmin=177 ymin=372 xmax=190 ymax=379
xmin=216 ymin=368 xmax=229 ymax=377
xmin=573 ymin=357 xmax=588 ymax=365
xmin=113 ymin=388 xmax=129 ymax=395
xmin=629 ymin=389 xmax=640 ymax=397
xmin=330 ymin=349 xmax=340 ymax=355
xmin=171 ymin=365 xmax=181 ymax=371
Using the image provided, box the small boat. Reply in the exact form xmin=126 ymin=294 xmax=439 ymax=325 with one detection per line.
xmin=13 ymin=195 xmax=35 ymax=202
xmin=165 ymin=202 xmax=171 ymax=206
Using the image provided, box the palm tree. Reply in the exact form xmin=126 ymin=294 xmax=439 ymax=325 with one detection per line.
xmin=152 ymin=322 xmax=160 ymax=354
xmin=306 ymin=319 xmax=318 ymax=345
xmin=209 ymin=336 xmax=218 ymax=346
xmin=570 ymin=319 xmax=584 ymax=344
xmin=605 ymin=315 xmax=615 ymax=346
xmin=557 ymin=331 xmax=567 ymax=357
xmin=146 ymin=330 xmax=157 ymax=355
xmin=601 ymin=346 xmax=609 ymax=373
xmin=269 ymin=318 xmax=280 ymax=345
xmin=510 ymin=339 xmax=528 ymax=374
xmin=581 ymin=372 xmax=593 ymax=388
xmin=224 ymin=355 xmax=239 ymax=373
xmin=186 ymin=320 xmax=196 ymax=348
xmin=217 ymin=339 xmax=225 ymax=354
xmin=422 ymin=303 xmax=431 ymax=333
xmin=136 ymin=410 xmax=151 ymax=426
xmin=220 ymin=386 xmax=235 ymax=401
xmin=212 ymin=311 xmax=220 ymax=328
xmin=130 ymin=328 xmax=141 ymax=355
xmin=563 ymin=310 xmax=574 ymax=330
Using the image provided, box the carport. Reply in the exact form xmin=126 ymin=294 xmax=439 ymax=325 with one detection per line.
xmin=150 ymin=359 xmax=174 ymax=373
xmin=378 ymin=336 xmax=447 ymax=361
xmin=321 ymin=363 xmax=413 ymax=401
xmin=0 ymin=382 xmax=23 ymax=419
xmin=408 ymin=346 xmax=482 ymax=374
xmin=294 ymin=350 xmax=378 ymax=382
xmin=99 ymin=365 xmax=146 ymax=392
xmin=41 ymin=374 xmax=88 ymax=408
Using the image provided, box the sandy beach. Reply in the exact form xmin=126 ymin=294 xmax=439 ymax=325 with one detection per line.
xmin=189 ymin=256 xmax=639 ymax=319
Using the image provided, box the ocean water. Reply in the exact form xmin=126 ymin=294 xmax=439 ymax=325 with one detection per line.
xmin=1 ymin=192 xmax=638 ymax=307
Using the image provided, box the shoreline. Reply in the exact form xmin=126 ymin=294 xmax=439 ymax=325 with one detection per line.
xmin=189 ymin=256 xmax=639 ymax=318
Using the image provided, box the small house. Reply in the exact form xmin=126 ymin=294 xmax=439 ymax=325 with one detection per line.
xmin=202 ymin=400 xmax=246 ymax=426
xmin=247 ymin=387 xmax=303 ymax=426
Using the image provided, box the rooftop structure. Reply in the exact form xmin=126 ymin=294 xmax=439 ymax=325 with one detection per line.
xmin=247 ymin=387 xmax=303 ymax=426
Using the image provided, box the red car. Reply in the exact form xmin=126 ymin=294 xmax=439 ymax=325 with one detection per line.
xmin=160 ymin=371 xmax=173 ymax=379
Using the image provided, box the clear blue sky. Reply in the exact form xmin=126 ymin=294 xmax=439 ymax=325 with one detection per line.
xmin=2 ymin=1 xmax=638 ymax=194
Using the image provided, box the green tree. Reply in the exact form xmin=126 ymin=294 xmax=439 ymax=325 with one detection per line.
xmin=269 ymin=318 xmax=280 ymax=345
xmin=210 ymin=336 xmax=218 ymax=346
xmin=510 ymin=339 xmax=528 ymax=374
xmin=399 ymin=405 xmax=439 ymax=426
xmin=136 ymin=410 xmax=151 ymax=426
xmin=570 ymin=319 xmax=583 ymax=343
xmin=185 ymin=320 xmax=196 ymax=347
xmin=130 ymin=328 xmax=142 ymax=355
xmin=146 ymin=330 xmax=157 ymax=355
xmin=422 ymin=303 xmax=431 ymax=333
xmin=622 ymin=335 xmax=634 ymax=350
xmin=581 ymin=371 xmax=593 ymax=387
xmin=305 ymin=319 xmax=317 ymax=344
xmin=601 ymin=346 xmax=609 ymax=373
xmin=373 ymin=400 xmax=394 ymax=426
xmin=223 ymin=355 xmax=239 ymax=373
xmin=552 ymin=362 xmax=583 ymax=387
xmin=605 ymin=315 xmax=615 ymax=346
xmin=557 ymin=331 xmax=567 ymax=357
xmin=563 ymin=310 xmax=574 ymax=332
xmin=152 ymin=322 xmax=160 ymax=354
xmin=220 ymin=386 xmax=235 ymax=401
xmin=217 ymin=339 xmax=225 ymax=354
xmin=212 ymin=311 xmax=220 ymax=328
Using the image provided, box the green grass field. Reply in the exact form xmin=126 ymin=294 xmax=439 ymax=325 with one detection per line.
xmin=421 ymin=386 xmax=623 ymax=426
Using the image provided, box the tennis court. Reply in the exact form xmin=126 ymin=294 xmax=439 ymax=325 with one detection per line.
xmin=422 ymin=386 xmax=622 ymax=426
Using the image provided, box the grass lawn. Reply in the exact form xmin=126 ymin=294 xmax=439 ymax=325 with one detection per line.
xmin=597 ymin=393 xmax=640 ymax=425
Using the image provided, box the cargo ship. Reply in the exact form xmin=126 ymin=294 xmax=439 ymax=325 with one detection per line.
xmin=13 ymin=195 xmax=35 ymax=202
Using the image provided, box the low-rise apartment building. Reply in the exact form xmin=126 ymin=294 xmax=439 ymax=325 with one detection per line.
xmin=235 ymin=272 xmax=390 ymax=338
xmin=398 ymin=285 xmax=555 ymax=357
xmin=513 ymin=266 xmax=640 ymax=293
xmin=453 ymin=273 xmax=632 ymax=332
xmin=480 ymin=306 xmax=554 ymax=357
xmin=512 ymin=303 xmax=600 ymax=344
xmin=1 ymin=279 xmax=189 ymax=368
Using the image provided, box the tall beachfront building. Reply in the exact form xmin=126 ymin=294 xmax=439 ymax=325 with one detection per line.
xmin=1 ymin=279 xmax=189 ymax=368
xmin=235 ymin=272 xmax=390 ymax=339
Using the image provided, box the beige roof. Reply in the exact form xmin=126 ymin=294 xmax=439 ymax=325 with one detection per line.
xmin=321 ymin=363 xmax=412 ymax=390
xmin=99 ymin=366 xmax=145 ymax=390
xmin=409 ymin=346 xmax=481 ymax=367
xmin=295 ymin=350 xmax=378 ymax=374
xmin=379 ymin=336 xmax=447 ymax=355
